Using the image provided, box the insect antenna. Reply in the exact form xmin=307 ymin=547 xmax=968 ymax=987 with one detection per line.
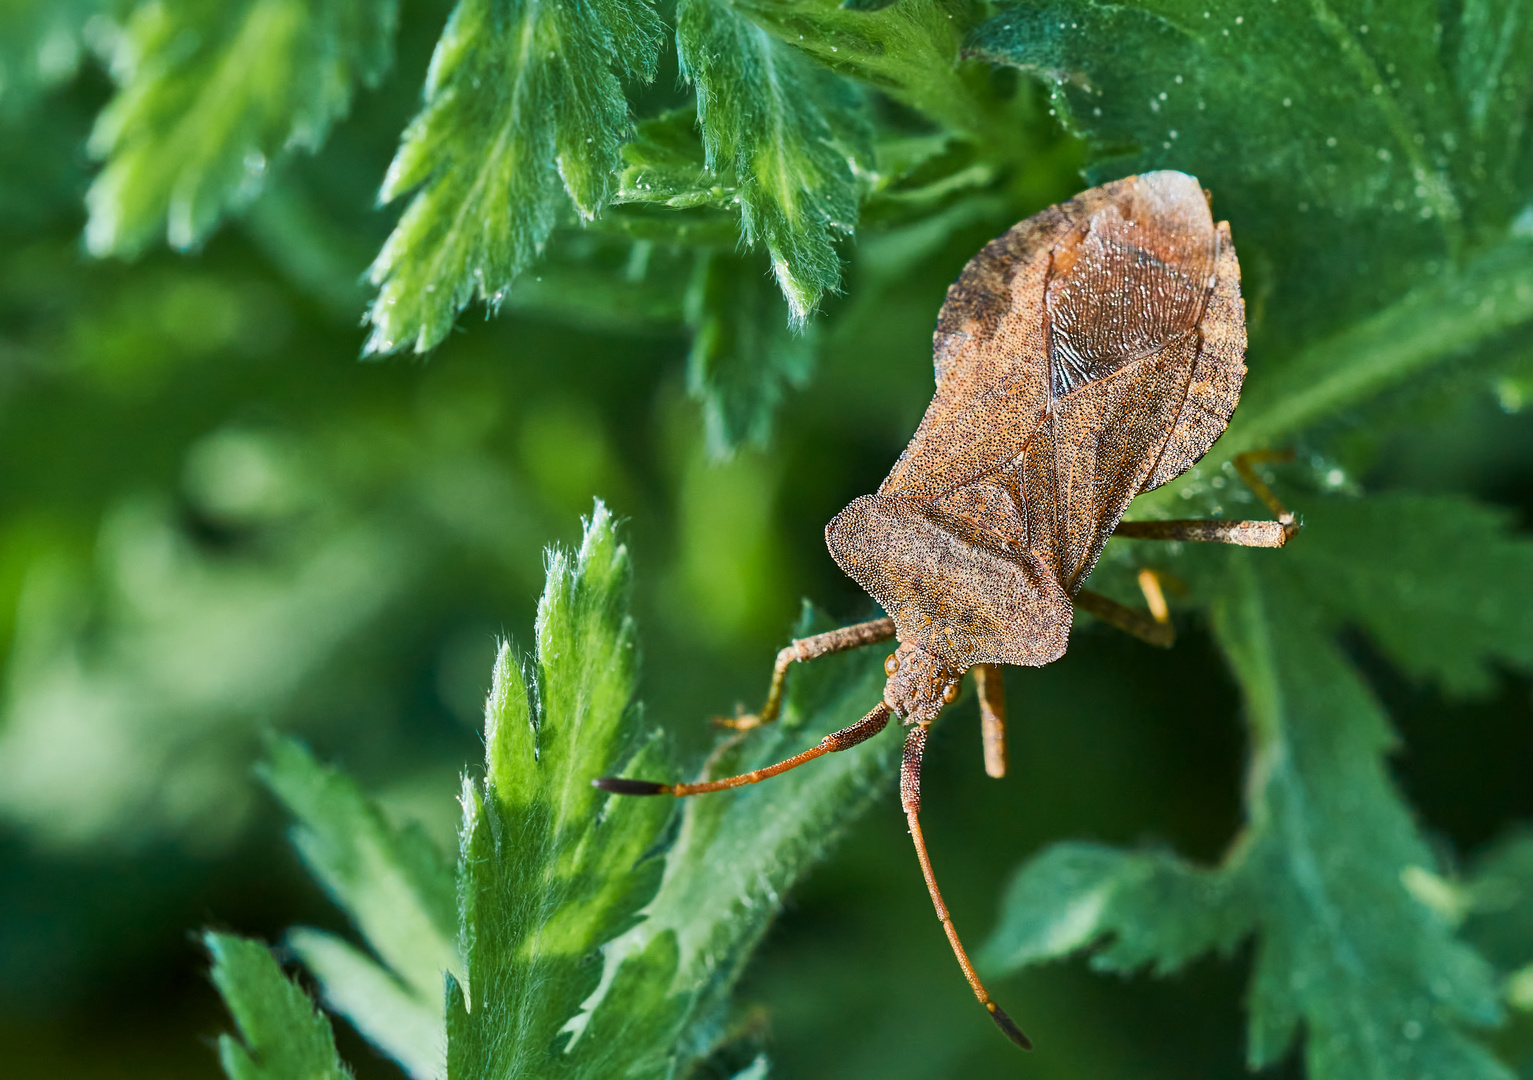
xmin=593 ymin=701 xmax=891 ymax=797
xmin=901 ymin=724 xmax=1033 ymax=1050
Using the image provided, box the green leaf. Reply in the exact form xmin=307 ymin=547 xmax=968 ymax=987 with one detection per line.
xmin=287 ymin=929 xmax=446 ymax=1080
xmin=985 ymin=553 xmax=1511 ymax=1080
xmin=676 ymin=0 xmax=871 ymax=324
xmin=259 ymin=736 xmax=460 ymax=1078
xmin=444 ymin=500 xmax=678 ymax=1078
xmin=363 ymin=0 xmax=663 ymax=354
xmin=966 ymin=0 xmax=1532 ymax=355
xmin=595 ymin=601 xmax=896 ymax=1071
xmin=685 ymin=250 xmax=817 ymax=457
xmin=1464 ymin=830 xmax=1533 ymax=979
xmin=0 ymin=0 xmax=99 ymax=115
xmin=85 ymin=0 xmax=399 ymax=256
xmin=1282 ymin=494 xmax=1533 ymax=696
xmin=728 ymin=0 xmax=985 ymax=139
xmin=207 ymin=931 xmax=353 ymax=1080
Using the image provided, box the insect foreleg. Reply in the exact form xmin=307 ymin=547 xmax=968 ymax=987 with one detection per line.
xmin=594 ymin=701 xmax=891 ymax=797
xmin=719 ymin=616 xmax=896 ymax=731
xmin=901 ymin=724 xmax=1032 ymax=1050
xmin=972 ymin=663 xmax=1007 ymax=779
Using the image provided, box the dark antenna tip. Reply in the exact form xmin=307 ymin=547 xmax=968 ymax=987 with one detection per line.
xmin=988 ymin=1002 xmax=1033 ymax=1050
xmin=591 ymin=776 xmax=669 ymax=796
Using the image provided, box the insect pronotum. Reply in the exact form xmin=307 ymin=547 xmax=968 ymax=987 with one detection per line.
xmin=595 ymin=171 xmax=1299 ymax=1049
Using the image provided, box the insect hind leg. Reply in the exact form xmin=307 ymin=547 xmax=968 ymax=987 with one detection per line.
xmin=1116 ymin=449 xmax=1300 ymax=548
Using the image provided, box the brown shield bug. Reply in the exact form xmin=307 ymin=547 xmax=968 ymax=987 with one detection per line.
xmin=597 ymin=171 xmax=1298 ymax=1048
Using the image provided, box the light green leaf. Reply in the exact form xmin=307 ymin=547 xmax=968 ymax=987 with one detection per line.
xmin=363 ymin=0 xmax=663 ymax=354
xmin=685 ymin=250 xmax=817 ymax=458
xmin=595 ymin=601 xmax=896 ymax=1071
xmin=259 ymin=736 xmax=459 ymax=1077
xmin=444 ymin=500 xmax=678 ymax=1078
xmin=676 ymin=0 xmax=871 ymax=323
xmin=85 ymin=0 xmax=399 ymax=256
xmin=207 ymin=931 xmax=353 ymax=1080
xmin=985 ymin=553 xmax=1511 ymax=1080
xmin=287 ymin=928 xmax=445 ymax=1080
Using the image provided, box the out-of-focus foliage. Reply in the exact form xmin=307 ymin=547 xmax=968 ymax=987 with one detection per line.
xmin=87 ymin=0 xmax=400 ymax=255
xmin=2 ymin=0 xmax=1533 ymax=1077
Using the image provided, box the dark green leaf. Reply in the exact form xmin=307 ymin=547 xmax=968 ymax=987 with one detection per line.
xmin=1283 ymin=494 xmax=1533 ymax=695
xmin=0 ymin=0 xmax=99 ymax=115
xmin=685 ymin=250 xmax=817 ymax=457
xmin=986 ymin=553 xmax=1511 ymax=1080
xmin=364 ymin=0 xmax=663 ymax=354
xmin=967 ymin=0 xmax=1531 ymax=355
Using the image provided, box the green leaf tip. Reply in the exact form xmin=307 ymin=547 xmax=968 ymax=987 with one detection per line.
xmin=676 ymin=0 xmax=870 ymax=325
xmin=206 ymin=931 xmax=352 ymax=1080
xmin=363 ymin=0 xmax=664 ymax=355
xmin=85 ymin=0 xmax=400 ymax=257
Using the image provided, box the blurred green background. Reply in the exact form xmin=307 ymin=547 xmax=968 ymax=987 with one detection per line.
xmin=3 ymin=2 xmax=1533 ymax=1078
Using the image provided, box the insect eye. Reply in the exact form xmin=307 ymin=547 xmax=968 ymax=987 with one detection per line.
xmin=884 ymin=653 xmax=900 ymax=676
xmin=942 ymin=681 xmax=959 ymax=704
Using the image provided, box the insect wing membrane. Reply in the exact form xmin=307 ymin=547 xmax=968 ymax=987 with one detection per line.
xmin=1046 ymin=171 xmax=1219 ymax=398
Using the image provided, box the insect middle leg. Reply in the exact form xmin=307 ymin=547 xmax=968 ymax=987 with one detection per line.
xmin=1074 ymin=568 xmax=1175 ymax=648
xmin=972 ymin=663 xmax=1007 ymax=779
xmin=1115 ymin=450 xmax=1300 ymax=547
xmin=720 ymin=616 xmax=896 ymax=730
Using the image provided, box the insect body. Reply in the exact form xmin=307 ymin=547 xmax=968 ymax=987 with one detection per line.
xmin=596 ymin=171 xmax=1297 ymax=1049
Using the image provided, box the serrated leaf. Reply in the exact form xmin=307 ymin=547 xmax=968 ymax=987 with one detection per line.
xmin=685 ymin=250 xmax=817 ymax=458
xmin=967 ymin=0 xmax=1532 ymax=357
xmin=676 ymin=0 xmax=871 ymax=323
xmin=729 ymin=0 xmax=984 ymax=137
xmin=287 ymin=929 xmax=445 ymax=1080
xmin=260 ymin=736 xmax=459 ymax=1078
xmin=363 ymin=0 xmax=663 ymax=355
xmin=85 ymin=0 xmax=399 ymax=256
xmin=985 ymin=553 xmax=1511 ymax=1080
xmin=1282 ymin=493 xmax=1533 ymax=696
xmin=445 ymin=500 xmax=677 ymax=1079
xmin=207 ymin=931 xmax=353 ymax=1080
xmin=594 ymin=601 xmax=897 ymax=1072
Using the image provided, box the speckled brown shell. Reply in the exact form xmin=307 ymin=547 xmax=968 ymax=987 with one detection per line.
xmin=826 ymin=171 xmax=1247 ymax=670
